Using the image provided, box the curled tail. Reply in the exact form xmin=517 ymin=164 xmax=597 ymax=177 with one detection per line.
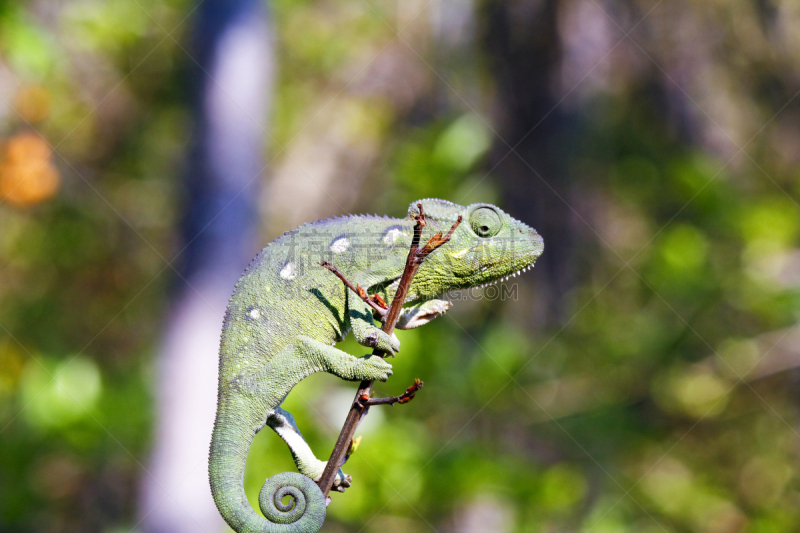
xmin=209 ymin=399 xmax=326 ymax=533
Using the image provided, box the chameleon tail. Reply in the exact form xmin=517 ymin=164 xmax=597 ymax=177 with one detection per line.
xmin=209 ymin=398 xmax=326 ymax=533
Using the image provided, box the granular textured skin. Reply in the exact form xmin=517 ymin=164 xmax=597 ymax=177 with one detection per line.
xmin=209 ymin=199 xmax=544 ymax=532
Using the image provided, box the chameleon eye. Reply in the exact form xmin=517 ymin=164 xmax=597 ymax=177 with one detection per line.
xmin=469 ymin=207 xmax=502 ymax=238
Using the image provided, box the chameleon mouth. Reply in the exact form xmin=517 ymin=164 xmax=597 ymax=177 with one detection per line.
xmin=392 ymin=260 xmax=537 ymax=300
xmin=475 ymin=263 xmax=535 ymax=289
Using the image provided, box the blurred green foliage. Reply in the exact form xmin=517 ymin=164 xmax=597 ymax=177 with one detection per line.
xmin=2 ymin=1 xmax=800 ymax=532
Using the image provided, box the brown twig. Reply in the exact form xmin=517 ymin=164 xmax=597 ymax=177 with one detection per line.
xmin=316 ymin=204 xmax=462 ymax=498
xmin=364 ymin=378 xmax=424 ymax=406
xmin=321 ymin=261 xmax=388 ymax=319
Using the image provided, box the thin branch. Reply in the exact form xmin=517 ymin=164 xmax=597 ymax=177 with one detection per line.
xmin=321 ymin=261 xmax=388 ymax=319
xmin=364 ymin=378 xmax=424 ymax=406
xmin=316 ymin=204 xmax=461 ymax=499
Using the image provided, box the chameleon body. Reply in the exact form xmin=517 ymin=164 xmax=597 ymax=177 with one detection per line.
xmin=209 ymin=199 xmax=544 ymax=532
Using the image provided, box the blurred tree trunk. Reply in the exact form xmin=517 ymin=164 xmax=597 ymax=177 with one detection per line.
xmin=482 ymin=0 xmax=577 ymax=323
xmin=139 ymin=1 xmax=272 ymax=531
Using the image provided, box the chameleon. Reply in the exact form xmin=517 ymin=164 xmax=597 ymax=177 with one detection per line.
xmin=209 ymin=198 xmax=544 ymax=532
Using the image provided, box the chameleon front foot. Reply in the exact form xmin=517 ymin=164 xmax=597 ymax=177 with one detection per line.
xmin=352 ymin=354 xmax=393 ymax=382
xmin=364 ymin=329 xmax=400 ymax=357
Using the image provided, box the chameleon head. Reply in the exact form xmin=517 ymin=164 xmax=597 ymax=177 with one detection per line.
xmin=407 ymin=199 xmax=544 ymax=299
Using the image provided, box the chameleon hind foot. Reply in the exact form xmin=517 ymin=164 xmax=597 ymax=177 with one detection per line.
xmin=332 ymin=469 xmax=352 ymax=493
xmin=302 ymin=458 xmax=351 ymax=492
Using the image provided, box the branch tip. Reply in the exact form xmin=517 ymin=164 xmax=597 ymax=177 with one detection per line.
xmin=364 ymin=378 xmax=424 ymax=406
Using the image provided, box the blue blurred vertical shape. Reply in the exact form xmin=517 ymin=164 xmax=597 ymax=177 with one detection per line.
xmin=140 ymin=0 xmax=272 ymax=531
xmin=179 ymin=0 xmax=268 ymax=280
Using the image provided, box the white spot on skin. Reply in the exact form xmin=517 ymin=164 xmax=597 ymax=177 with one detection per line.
xmin=383 ymin=228 xmax=404 ymax=244
xmin=280 ymin=261 xmax=296 ymax=280
xmin=330 ymin=237 xmax=350 ymax=253
xmin=248 ymin=308 xmax=260 ymax=319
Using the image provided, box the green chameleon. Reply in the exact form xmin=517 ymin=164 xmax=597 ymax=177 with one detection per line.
xmin=209 ymin=199 xmax=544 ymax=532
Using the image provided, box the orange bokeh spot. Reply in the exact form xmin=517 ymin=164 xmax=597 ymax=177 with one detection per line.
xmin=14 ymin=85 xmax=52 ymax=124
xmin=0 ymin=132 xmax=60 ymax=207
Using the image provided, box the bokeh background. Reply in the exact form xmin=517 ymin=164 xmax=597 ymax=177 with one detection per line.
xmin=2 ymin=0 xmax=800 ymax=532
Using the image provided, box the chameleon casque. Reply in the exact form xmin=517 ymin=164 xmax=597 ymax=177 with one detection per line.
xmin=209 ymin=199 xmax=544 ymax=532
